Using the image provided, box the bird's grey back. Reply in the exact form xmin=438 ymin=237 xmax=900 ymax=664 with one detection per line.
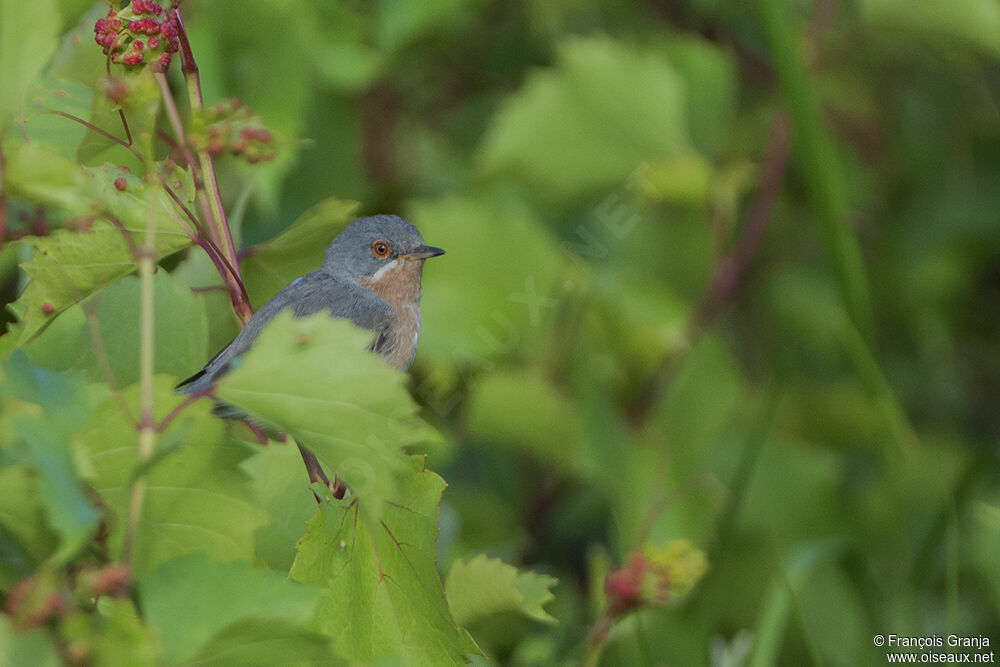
xmin=177 ymin=270 xmax=392 ymax=394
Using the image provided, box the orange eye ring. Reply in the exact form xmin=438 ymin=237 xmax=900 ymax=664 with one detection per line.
xmin=371 ymin=240 xmax=391 ymax=258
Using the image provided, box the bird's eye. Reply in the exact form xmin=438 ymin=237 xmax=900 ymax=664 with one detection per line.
xmin=371 ymin=240 xmax=391 ymax=258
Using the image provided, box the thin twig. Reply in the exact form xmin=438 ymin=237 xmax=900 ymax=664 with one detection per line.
xmin=163 ymin=183 xmax=251 ymax=309
xmin=155 ymin=389 xmax=211 ymax=433
xmin=102 ymin=212 xmax=143 ymax=259
xmin=32 ymin=110 xmax=144 ymax=164
xmin=627 ymin=113 xmax=791 ymax=426
xmin=118 ymin=109 xmax=133 ymax=148
xmin=155 ymin=36 xmax=251 ymax=323
xmin=153 ymin=72 xmax=217 ymax=238
xmin=689 ymin=113 xmax=791 ymax=336
xmin=170 ymin=11 xmax=249 ymax=323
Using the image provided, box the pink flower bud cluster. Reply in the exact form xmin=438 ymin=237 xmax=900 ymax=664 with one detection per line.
xmin=188 ymin=99 xmax=278 ymax=165
xmin=94 ymin=1 xmax=179 ymax=72
xmin=604 ymin=541 xmax=708 ymax=618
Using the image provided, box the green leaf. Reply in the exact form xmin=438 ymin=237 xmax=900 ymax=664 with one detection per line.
xmin=0 ymin=467 xmax=57 ymax=588
xmin=0 ymin=352 xmax=101 ymax=561
xmin=290 ymin=456 xmax=479 ymax=665
xmin=659 ymin=36 xmax=738 ymax=157
xmin=90 ymin=271 xmax=208 ymax=389
xmin=479 ymin=36 xmax=691 ymax=199
xmin=216 ymin=312 xmax=438 ymax=515
xmin=0 ymin=617 xmax=60 ymax=667
xmin=241 ymin=197 xmax=359 ymax=307
xmin=445 ymin=554 xmax=558 ymax=626
xmin=21 ymin=76 xmax=93 ymax=160
xmin=375 ymin=0 xmax=476 ymax=53
xmin=181 ymin=619 xmax=342 ymax=667
xmin=241 ymin=441 xmax=319 ymax=572
xmin=1 ymin=140 xmax=91 ymax=221
xmin=409 ymin=195 xmax=566 ymax=365
xmin=860 ymin=0 xmax=1000 ymax=58
xmin=0 ymin=0 xmax=59 ymax=130
xmin=140 ymin=552 xmax=322 ymax=665
xmin=75 ymin=377 xmax=268 ymax=577
xmin=8 ymin=170 xmax=194 ymax=344
xmin=463 ymin=368 xmax=581 ymax=467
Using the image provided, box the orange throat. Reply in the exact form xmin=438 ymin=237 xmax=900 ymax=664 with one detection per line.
xmin=358 ymin=257 xmax=424 ymax=305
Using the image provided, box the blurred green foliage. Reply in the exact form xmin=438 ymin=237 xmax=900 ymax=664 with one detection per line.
xmin=1 ymin=0 xmax=999 ymax=664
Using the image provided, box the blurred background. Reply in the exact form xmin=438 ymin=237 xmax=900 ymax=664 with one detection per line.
xmin=6 ymin=0 xmax=1000 ymax=664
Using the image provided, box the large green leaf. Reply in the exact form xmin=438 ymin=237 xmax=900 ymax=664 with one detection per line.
xmin=445 ymin=554 xmax=558 ymax=626
xmin=0 ymin=617 xmax=60 ymax=667
xmin=241 ymin=441 xmax=319 ymax=572
xmin=90 ymin=271 xmax=208 ymax=390
xmin=181 ymin=619 xmax=341 ymax=667
xmin=20 ymin=76 xmax=93 ymax=160
xmin=75 ymin=377 xmax=267 ymax=577
xmin=7 ymin=164 xmax=194 ymax=344
xmin=0 ymin=352 xmax=102 ymax=562
xmin=0 ymin=0 xmax=59 ymax=130
xmin=290 ymin=456 xmax=479 ymax=666
xmin=241 ymin=197 xmax=359 ymax=307
xmin=21 ymin=270 xmax=209 ymax=387
xmin=408 ymin=195 xmax=566 ymax=365
xmin=140 ymin=552 xmax=322 ymax=665
xmin=216 ymin=312 xmax=438 ymax=516
xmin=478 ymin=36 xmax=691 ymax=198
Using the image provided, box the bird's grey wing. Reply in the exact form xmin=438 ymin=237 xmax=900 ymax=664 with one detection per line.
xmin=177 ymin=272 xmax=328 ymax=393
xmin=177 ymin=271 xmax=392 ymax=394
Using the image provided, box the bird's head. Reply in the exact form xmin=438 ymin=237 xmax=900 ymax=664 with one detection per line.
xmin=322 ymin=215 xmax=445 ymax=299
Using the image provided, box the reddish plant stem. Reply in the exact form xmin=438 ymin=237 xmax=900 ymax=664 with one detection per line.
xmin=626 ymin=112 xmax=791 ymax=427
xmin=155 ymin=389 xmax=211 ymax=433
xmin=162 ymin=183 xmax=251 ymax=309
xmin=171 ymin=9 xmax=249 ymax=323
xmin=689 ymin=113 xmax=791 ymax=336
xmin=118 ymin=109 xmax=133 ymax=147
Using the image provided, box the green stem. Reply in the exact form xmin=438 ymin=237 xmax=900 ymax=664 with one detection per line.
xmin=756 ymin=0 xmax=873 ymax=340
xmin=121 ymin=189 xmax=159 ymax=568
xmin=839 ymin=321 xmax=918 ymax=451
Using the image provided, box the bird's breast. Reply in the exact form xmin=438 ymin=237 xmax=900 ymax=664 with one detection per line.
xmin=358 ymin=258 xmax=425 ymax=370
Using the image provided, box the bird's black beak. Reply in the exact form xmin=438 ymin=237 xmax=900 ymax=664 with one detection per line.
xmin=404 ymin=245 xmax=446 ymax=259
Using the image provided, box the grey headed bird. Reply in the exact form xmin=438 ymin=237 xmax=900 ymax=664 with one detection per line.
xmin=177 ymin=214 xmax=444 ymax=493
xmin=178 ymin=214 xmax=444 ymax=394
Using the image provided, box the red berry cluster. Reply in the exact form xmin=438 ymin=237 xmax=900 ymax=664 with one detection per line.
xmin=94 ymin=1 xmax=179 ymax=72
xmin=188 ymin=99 xmax=277 ymax=164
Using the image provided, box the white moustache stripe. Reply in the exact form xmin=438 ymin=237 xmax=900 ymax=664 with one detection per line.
xmin=368 ymin=258 xmax=402 ymax=282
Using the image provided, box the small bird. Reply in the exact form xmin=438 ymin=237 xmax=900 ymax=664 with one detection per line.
xmin=178 ymin=214 xmax=444 ymax=393
xmin=177 ymin=214 xmax=444 ymax=492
